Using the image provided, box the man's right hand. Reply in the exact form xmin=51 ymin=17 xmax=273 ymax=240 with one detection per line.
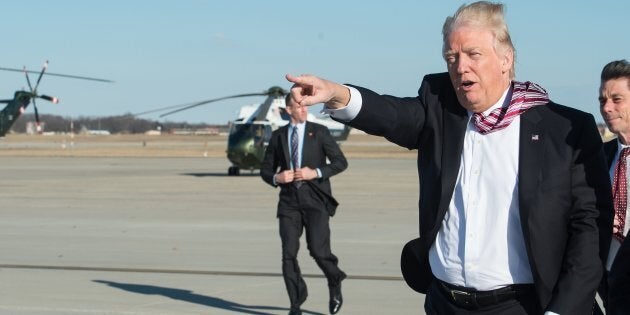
xmin=275 ymin=170 xmax=295 ymax=184
xmin=285 ymin=74 xmax=351 ymax=109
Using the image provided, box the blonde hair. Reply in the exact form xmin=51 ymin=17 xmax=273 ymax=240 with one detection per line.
xmin=442 ymin=1 xmax=516 ymax=79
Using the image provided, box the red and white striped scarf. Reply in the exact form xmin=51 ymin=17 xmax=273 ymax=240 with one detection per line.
xmin=472 ymin=81 xmax=549 ymax=135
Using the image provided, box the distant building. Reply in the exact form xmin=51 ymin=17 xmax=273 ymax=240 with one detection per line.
xmin=84 ymin=129 xmax=111 ymax=135
xmin=25 ymin=121 xmax=45 ymax=135
xmin=144 ymin=130 xmax=161 ymax=136
xmin=170 ymin=128 xmax=220 ymax=135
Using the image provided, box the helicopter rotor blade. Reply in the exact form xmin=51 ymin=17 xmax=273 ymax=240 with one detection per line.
xmin=0 ymin=66 xmax=114 ymax=83
xmin=23 ymin=66 xmax=34 ymax=92
xmin=158 ymin=92 xmax=266 ymax=118
xmin=40 ymin=95 xmax=59 ymax=104
xmin=32 ymin=98 xmax=41 ymax=132
xmin=33 ymin=60 xmax=48 ymax=92
xmin=132 ymin=101 xmax=206 ymax=116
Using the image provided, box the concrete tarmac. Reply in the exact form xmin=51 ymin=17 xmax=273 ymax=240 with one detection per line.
xmin=0 ymin=156 xmax=425 ymax=314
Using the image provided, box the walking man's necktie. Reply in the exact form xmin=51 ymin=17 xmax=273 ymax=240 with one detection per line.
xmin=291 ymin=125 xmax=302 ymax=188
xmin=613 ymin=147 xmax=630 ymax=241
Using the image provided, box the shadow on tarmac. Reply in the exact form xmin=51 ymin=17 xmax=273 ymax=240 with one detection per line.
xmin=93 ymin=280 xmax=324 ymax=315
xmin=181 ymin=172 xmax=260 ymax=177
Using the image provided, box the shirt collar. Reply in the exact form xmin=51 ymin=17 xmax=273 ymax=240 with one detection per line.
xmin=617 ymin=140 xmax=630 ymax=154
xmin=467 ymin=84 xmax=512 ymax=117
xmin=291 ymin=121 xmax=306 ymax=129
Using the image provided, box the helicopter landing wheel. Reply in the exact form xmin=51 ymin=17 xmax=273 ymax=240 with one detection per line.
xmin=228 ymin=166 xmax=240 ymax=176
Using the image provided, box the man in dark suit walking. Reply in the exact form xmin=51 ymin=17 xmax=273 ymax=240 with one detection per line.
xmin=260 ymin=95 xmax=347 ymax=315
xmin=286 ymin=2 xmax=613 ymax=314
xmin=599 ymin=59 xmax=630 ymax=315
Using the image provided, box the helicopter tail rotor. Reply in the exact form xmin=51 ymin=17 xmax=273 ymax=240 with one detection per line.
xmin=20 ymin=61 xmax=60 ymax=133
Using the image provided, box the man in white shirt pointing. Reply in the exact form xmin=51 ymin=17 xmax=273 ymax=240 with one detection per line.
xmin=286 ymin=1 xmax=613 ymax=314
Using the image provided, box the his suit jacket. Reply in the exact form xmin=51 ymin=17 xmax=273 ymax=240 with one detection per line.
xmin=260 ymin=121 xmax=347 ymax=216
xmin=603 ymin=140 xmax=630 ymax=314
xmin=343 ymin=72 xmax=613 ymax=314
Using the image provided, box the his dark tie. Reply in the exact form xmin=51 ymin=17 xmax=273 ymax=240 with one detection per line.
xmin=613 ymin=147 xmax=630 ymax=241
xmin=291 ymin=125 xmax=302 ymax=188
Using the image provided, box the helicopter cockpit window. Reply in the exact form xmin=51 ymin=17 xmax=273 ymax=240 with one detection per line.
xmin=229 ymin=124 xmax=246 ymax=136
xmin=227 ymin=123 xmax=272 ymax=148
xmin=263 ymin=125 xmax=272 ymax=141
xmin=253 ymin=124 xmax=272 ymax=147
xmin=254 ymin=125 xmax=263 ymax=138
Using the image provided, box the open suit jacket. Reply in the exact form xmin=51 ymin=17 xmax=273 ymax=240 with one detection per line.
xmin=343 ymin=73 xmax=613 ymax=314
xmin=603 ymin=140 xmax=630 ymax=314
xmin=260 ymin=121 xmax=347 ymax=216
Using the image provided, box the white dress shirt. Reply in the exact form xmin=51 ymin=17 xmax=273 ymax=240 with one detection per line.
xmin=606 ymin=141 xmax=630 ymax=271
xmin=429 ymin=89 xmax=533 ymax=291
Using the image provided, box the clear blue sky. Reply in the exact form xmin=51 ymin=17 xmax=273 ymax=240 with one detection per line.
xmin=0 ymin=0 xmax=627 ymax=124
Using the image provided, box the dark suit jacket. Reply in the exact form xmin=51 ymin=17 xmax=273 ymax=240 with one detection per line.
xmin=260 ymin=121 xmax=347 ymax=216
xmin=343 ymin=73 xmax=613 ymax=314
xmin=603 ymin=140 xmax=630 ymax=314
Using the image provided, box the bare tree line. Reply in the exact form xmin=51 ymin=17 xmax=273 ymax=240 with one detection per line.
xmin=10 ymin=113 xmax=228 ymax=134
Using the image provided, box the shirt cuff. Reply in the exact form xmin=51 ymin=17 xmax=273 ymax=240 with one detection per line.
xmin=321 ymin=85 xmax=362 ymax=122
xmin=316 ymin=168 xmax=322 ymax=178
xmin=544 ymin=312 xmax=559 ymax=315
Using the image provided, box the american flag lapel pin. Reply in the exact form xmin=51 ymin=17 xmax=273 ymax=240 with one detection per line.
xmin=531 ymin=134 xmax=539 ymax=141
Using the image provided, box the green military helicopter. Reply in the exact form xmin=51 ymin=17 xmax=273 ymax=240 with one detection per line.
xmin=0 ymin=61 xmax=113 ymax=136
xmin=137 ymin=86 xmax=351 ymax=175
